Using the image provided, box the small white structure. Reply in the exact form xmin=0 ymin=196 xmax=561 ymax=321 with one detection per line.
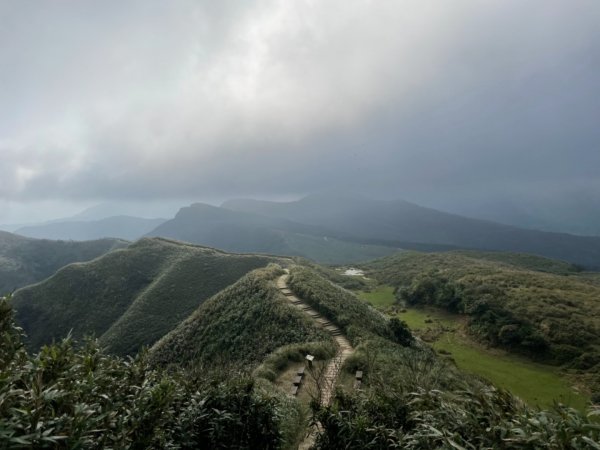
xmin=343 ymin=268 xmax=364 ymax=276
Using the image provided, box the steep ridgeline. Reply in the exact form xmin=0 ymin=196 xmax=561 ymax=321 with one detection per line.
xmin=16 ymin=215 xmax=167 ymax=241
xmin=0 ymin=231 xmax=127 ymax=294
xmin=12 ymin=238 xmax=283 ymax=355
xmin=149 ymin=265 xmax=332 ymax=368
xmin=146 ymin=202 xmax=397 ymax=264
xmin=285 ymin=265 xmax=398 ymax=345
xmin=224 ymin=193 xmax=600 ymax=269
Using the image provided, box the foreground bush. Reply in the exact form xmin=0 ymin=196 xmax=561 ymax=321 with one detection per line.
xmin=315 ymin=388 xmax=600 ymax=449
xmin=0 ymin=297 xmax=297 ymax=449
xmin=313 ymin=343 xmax=600 ymax=449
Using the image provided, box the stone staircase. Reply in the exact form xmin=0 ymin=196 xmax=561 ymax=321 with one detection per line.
xmin=276 ymin=271 xmax=354 ymax=406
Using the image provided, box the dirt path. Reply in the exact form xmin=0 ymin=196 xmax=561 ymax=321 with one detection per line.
xmin=277 ymin=271 xmax=354 ymax=448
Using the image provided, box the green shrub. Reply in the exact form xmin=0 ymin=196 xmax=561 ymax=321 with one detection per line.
xmin=0 ymin=297 xmax=297 ymax=449
xmin=312 ymin=339 xmax=600 ymax=449
xmin=254 ymin=341 xmax=336 ymax=381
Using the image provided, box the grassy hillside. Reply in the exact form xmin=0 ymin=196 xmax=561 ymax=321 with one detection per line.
xmin=273 ymin=265 xmax=599 ymax=447
xmin=356 ymin=287 xmax=588 ymax=410
xmin=147 ymin=202 xmax=397 ymax=264
xmin=0 ymin=231 xmax=127 ymax=294
xmin=285 ymin=266 xmax=398 ymax=345
xmin=3 ymin=263 xmax=599 ymax=448
xmin=361 ymin=251 xmax=600 ymax=396
xmin=12 ymin=238 xmax=282 ymax=354
xmin=0 ymin=299 xmax=304 ymax=449
xmin=16 ymin=215 xmax=166 ymax=241
xmin=224 ymin=193 xmax=600 ymax=268
xmin=149 ymin=265 xmax=332 ymax=368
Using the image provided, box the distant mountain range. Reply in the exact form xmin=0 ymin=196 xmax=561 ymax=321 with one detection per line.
xmin=12 ymin=238 xmax=284 ymax=354
xmin=446 ymin=193 xmax=600 ymax=237
xmin=4 ymin=193 xmax=600 ymax=270
xmin=146 ymin=202 xmax=398 ymax=264
xmin=222 ymin=194 xmax=600 ymax=269
xmin=16 ymin=215 xmax=166 ymax=241
xmin=0 ymin=231 xmax=127 ymax=294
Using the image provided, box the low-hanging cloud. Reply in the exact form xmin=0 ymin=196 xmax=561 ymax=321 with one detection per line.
xmin=1 ymin=0 xmax=599 ymax=212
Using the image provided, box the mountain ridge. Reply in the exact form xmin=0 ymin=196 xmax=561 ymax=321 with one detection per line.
xmin=11 ymin=237 xmax=286 ymax=354
xmin=223 ymin=194 xmax=600 ymax=268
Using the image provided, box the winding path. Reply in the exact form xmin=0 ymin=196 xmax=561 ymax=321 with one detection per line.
xmin=276 ymin=270 xmax=354 ymax=405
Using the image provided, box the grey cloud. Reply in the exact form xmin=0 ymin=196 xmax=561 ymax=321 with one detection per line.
xmin=1 ymin=0 xmax=599 ymax=219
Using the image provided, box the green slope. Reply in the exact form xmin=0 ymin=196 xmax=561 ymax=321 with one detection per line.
xmin=12 ymin=237 xmax=283 ymax=354
xmin=285 ymin=265 xmax=395 ymax=344
xmin=149 ymin=265 xmax=332 ymax=368
xmin=361 ymin=250 xmax=600 ymax=396
xmin=280 ymin=232 xmax=397 ymax=264
xmin=0 ymin=231 xmax=127 ymax=294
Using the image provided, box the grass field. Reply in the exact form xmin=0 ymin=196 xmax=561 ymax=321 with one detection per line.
xmin=357 ymin=286 xmax=589 ymax=410
xmin=356 ymin=285 xmax=396 ymax=308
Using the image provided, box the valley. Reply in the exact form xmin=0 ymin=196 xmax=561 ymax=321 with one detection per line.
xmin=357 ymin=287 xmax=589 ymax=410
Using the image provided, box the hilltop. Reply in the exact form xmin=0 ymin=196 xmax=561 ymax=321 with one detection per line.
xmin=0 ymin=231 xmax=127 ymax=294
xmin=11 ymin=237 xmax=285 ymax=355
xmin=224 ymin=194 xmax=600 ymax=268
xmin=149 ymin=264 xmax=333 ymax=368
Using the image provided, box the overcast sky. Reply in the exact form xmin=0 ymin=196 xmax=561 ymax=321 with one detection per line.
xmin=1 ymin=0 xmax=599 ymax=223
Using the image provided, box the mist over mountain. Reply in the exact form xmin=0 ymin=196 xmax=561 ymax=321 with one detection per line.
xmin=440 ymin=191 xmax=600 ymax=237
xmin=16 ymin=216 xmax=166 ymax=241
xmin=146 ymin=202 xmax=398 ymax=264
xmin=224 ymin=194 xmax=600 ymax=269
xmin=2 ymin=1 xmax=600 ymax=446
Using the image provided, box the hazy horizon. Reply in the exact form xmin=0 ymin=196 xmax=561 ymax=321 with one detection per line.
xmin=2 ymin=1 xmax=599 ymax=227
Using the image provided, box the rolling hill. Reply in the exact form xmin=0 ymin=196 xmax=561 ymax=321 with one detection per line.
xmin=16 ymin=215 xmax=166 ymax=241
xmin=149 ymin=264 xmax=332 ymax=368
xmin=0 ymin=231 xmax=127 ymax=294
xmin=2 ymin=257 xmax=598 ymax=448
xmin=11 ymin=237 xmax=286 ymax=355
xmin=223 ymin=194 xmax=600 ymax=268
xmin=146 ymin=202 xmax=398 ymax=264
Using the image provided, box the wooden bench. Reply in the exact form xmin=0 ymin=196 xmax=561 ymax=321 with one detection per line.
xmin=290 ymin=385 xmax=299 ymax=396
xmin=297 ymin=366 xmax=305 ymax=376
xmin=293 ymin=375 xmax=303 ymax=386
xmin=355 ymin=370 xmax=363 ymax=380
